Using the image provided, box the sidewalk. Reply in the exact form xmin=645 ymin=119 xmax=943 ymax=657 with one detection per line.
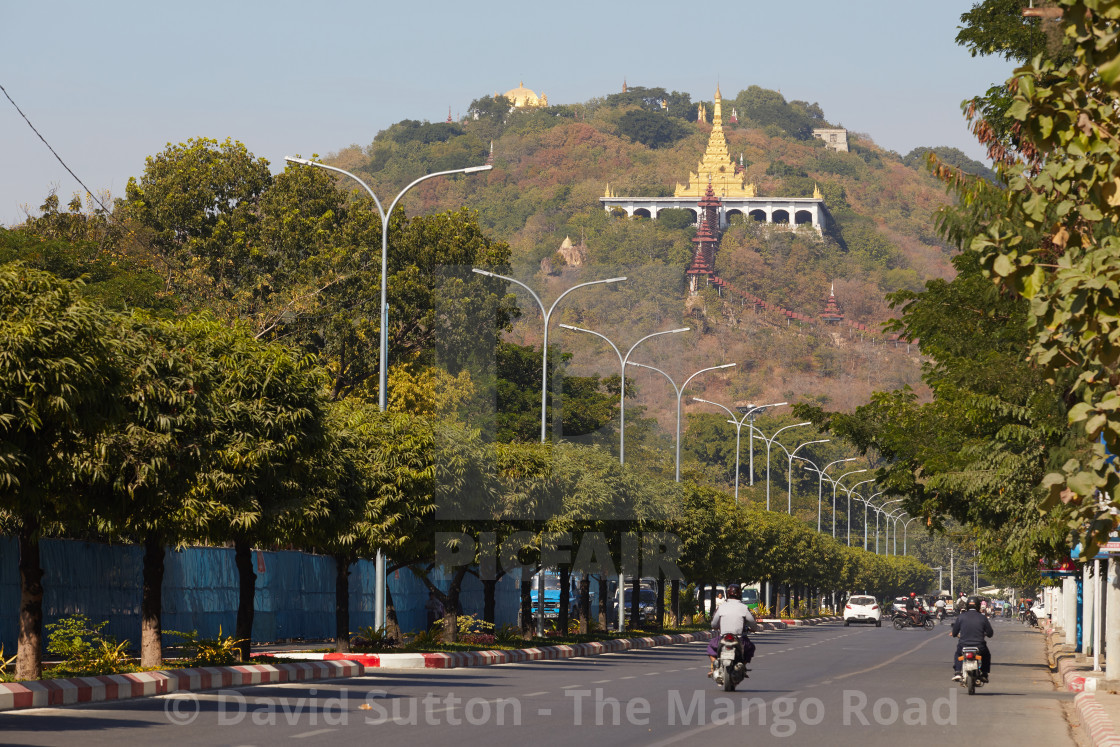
xmin=0 ymin=617 xmax=839 ymax=712
xmin=1047 ymin=623 xmax=1120 ymax=747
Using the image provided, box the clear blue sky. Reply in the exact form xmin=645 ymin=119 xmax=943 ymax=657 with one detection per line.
xmin=1 ymin=0 xmax=1017 ymax=226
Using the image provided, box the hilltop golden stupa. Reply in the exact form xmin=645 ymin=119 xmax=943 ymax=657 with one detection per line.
xmin=500 ymin=81 xmax=548 ymax=108
xmin=675 ymin=86 xmax=756 ymax=198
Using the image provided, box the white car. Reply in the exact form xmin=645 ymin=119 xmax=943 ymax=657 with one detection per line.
xmin=844 ymin=595 xmax=882 ymax=627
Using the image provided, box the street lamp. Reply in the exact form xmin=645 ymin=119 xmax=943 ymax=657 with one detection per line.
xmin=875 ymin=499 xmax=904 ymax=554
xmin=755 ymin=422 xmax=812 ymax=511
xmin=285 ymin=155 xmax=490 ymax=634
xmin=902 ymin=516 xmax=921 ymax=555
xmin=843 ymin=478 xmax=874 ymax=546
xmin=736 ymin=403 xmax=788 ymax=485
xmin=558 ymin=324 xmax=688 ymax=464
xmin=832 ymin=469 xmax=868 ymax=538
xmin=882 ymin=507 xmax=906 ymax=555
xmin=692 ymin=398 xmax=744 ymax=499
xmin=786 ymin=439 xmax=829 ymax=514
xmin=474 ymin=273 xmax=626 ymax=443
xmin=892 ymin=513 xmax=912 ymax=555
xmin=626 ymin=362 xmax=737 ymax=481
xmin=806 ymin=458 xmax=857 ymax=533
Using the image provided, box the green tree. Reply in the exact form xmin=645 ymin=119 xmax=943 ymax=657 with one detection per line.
xmin=944 ymin=0 xmax=1120 ymax=555
xmin=86 ymin=313 xmax=222 ymax=667
xmin=0 ymin=264 xmax=126 ymax=679
xmin=186 ymin=322 xmax=328 ymax=660
xmin=616 ymin=109 xmax=690 ymax=149
xmin=118 ymin=137 xmax=272 ymax=314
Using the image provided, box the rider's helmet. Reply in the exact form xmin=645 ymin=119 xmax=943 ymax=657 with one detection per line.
xmin=910 ymin=592 xmax=916 ymax=598
xmin=967 ymin=595 xmax=983 ymax=611
xmin=726 ymin=584 xmax=742 ymax=600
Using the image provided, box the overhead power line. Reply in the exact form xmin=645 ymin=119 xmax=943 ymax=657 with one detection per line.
xmin=0 ymin=80 xmax=113 ymax=216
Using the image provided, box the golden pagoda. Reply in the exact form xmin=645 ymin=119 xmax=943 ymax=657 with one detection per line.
xmin=675 ymin=86 xmax=756 ymax=198
xmin=501 ymin=81 xmax=548 ymax=108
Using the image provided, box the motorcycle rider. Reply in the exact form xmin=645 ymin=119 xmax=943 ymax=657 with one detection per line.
xmin=707 ymin=583 xmax=759 ymax=677
xmin=905 ymin=592 xmax=922 ymax=625
xmin=934 ymin=596 xmax=948 ymax=620
xmin=951 ymin=595 xmax=994 ymax=682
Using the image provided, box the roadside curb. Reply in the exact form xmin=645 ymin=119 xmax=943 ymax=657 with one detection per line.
xmin=0 ymin=660 xmax=362 ymax=713
xmin=1046 ymin=626 xmax=1120 ymax=747
xmin=1076 ymin=692 xmax=1120 ymax=747
xmin=268 ymin=631 xmax=714 ymax=670
xmin=262 ymin=617 xmax=841 ymax=669
xmin=0 ymin=617 xmax=841 ymax=713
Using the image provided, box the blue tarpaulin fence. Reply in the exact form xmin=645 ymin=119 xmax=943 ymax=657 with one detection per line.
xmin=0 ymin=537 xmax=522 ymax=653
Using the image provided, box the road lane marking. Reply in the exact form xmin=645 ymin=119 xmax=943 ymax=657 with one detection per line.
xmin=537 ymin=708 xmax=552 ymax=716
xmin=524 ymin=691 xmax=548 ymax=696
xmin=293 ymin=729 xmax=336 ymax=739
xmin=561 ymin=685 xmax=583 ymax=689
xmin=591 ymin=679 xmax=612 ymax=684
xmin=620 ymin=675 xmax=636 ymax=679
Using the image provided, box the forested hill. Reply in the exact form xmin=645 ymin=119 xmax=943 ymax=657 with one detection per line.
xmin=322 ymin=83 xmax=970 ymax=414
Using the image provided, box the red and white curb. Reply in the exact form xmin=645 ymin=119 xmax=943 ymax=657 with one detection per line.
xmin=1075 ymin=692 xmax=1120 ymax=747
xmin=0 ymin=619 xmax=841 ymax=712
xmin=0 ymin=660 xmax=361 ymax=713
xmin=1056 ymin=652 xmax=1100 ymax=692
xmin=265 ymin=631 xmax=714 ymax=669
xmin=262 ymin=618 xmax=841 ymax=670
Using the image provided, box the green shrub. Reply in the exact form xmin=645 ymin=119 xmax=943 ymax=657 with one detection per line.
xmin=45 ymin=614 xmax=135 ymax=676
xmin=166 ymin=628 xmax=245 ymax=666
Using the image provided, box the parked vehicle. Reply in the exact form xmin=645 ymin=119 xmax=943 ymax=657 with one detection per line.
xmin=616 ymin=587 xmax=659 ymax=626
xmin=958 ymin=646 xmax=986 ymax=695
xmin=843 ymin=595 xmax=882 ymax=627
xmin=712 ymin=634 xmax=747 ymax=692
xmin=531 ymin=571 xmax=598 ymax=621
xmin=530 ymin=570 xmax=564 ymax=620
xmin=695 ymin=582 xmax=761 ymax=615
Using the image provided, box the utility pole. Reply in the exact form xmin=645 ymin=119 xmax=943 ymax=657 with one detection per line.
xmin=950 ymin=549 xmax=954 ymax=597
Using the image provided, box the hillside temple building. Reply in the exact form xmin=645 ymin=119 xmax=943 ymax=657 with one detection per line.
xmin=599 ymin=86 xmax=831 ymax=233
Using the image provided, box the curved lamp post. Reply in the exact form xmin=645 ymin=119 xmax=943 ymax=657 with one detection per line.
xmin=737 ymin=403 xmax=788 ymax=486
xmin=881 ymin=505 xmax=906 ymax=555
xmin=902 ymin=516 xmax=921 ymax=555
xmin=559 ymin=324 xmax=687 ymax=464
xmin=851 ymin=495 xmax=872 ymax=550
xmin=474 ymin=273 xmax=626 ymax=443
xmin=755 ymin=422 xmax=812 ymax=511
xmin=843 ymin=479 xmax=874 ymax=546
xmin=810 ymin=458 xmax=857 ymax=533
xmin=285 ymin=156 xmax=490 ymax=634
xmin=693 ymin=398 xmax=747 ymax=500
xmin=875 ymin=499 xmax=904 ymax=554
xmin=626 ymin=361 xmax=736 ymax=481
xmin=786 ymin=439 xmax=829 ymax=514
xmin=832 ymin=469 xmax=868 ymax=538
xmin=859 ymin=490 xmax=885 ymax=550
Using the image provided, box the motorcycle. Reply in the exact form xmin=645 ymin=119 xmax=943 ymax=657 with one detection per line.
xmin=713 ymin=633 xmax=748 ymax=692
xmin=892 ymin=610 xmax=935 ymax=630
xmin=958 ymin=646 xmax=986 ymax=695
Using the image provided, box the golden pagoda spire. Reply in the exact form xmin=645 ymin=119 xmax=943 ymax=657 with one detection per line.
xmin=675 ymin=85 xmax=750 ymax=197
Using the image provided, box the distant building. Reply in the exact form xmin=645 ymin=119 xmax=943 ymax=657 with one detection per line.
xmin=812 ymin=128 xmax=849 ymax=152
xmin=820 ymin=283 xmax=844 ymax=324
xmin=600 ymin=86 xmax=831 ymax=233
xmin=499 ymin=81 xmax=548 ymax=108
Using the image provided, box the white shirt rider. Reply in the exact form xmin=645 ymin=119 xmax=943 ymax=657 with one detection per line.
xmin=711 ymin=598 xmax=759 ymax=637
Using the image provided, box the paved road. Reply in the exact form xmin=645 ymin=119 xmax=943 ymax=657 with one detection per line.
xmin=0 ymin=619 xmax=1078 ymax=746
